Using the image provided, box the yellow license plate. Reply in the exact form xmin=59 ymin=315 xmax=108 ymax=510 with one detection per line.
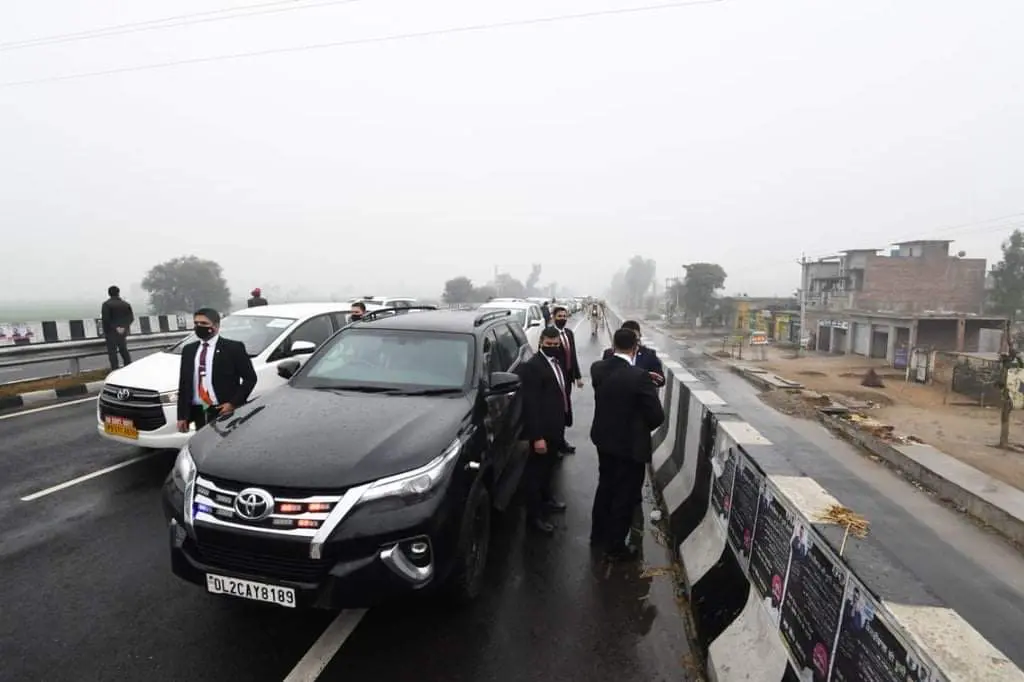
xmin=104 ymin=416 xmax=138 ymax=440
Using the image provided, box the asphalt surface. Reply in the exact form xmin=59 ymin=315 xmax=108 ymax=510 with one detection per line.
xmin=640 ymin=323 xmax=1024 ymax=668
xmin=0 ymin=348 xmax=161 ymax=384
xmin=0 ymin=318 xmax=695 ymax=682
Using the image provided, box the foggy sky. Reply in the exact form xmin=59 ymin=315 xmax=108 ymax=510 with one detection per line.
xmin=2 ymin=0 xmax=1023 ymax=303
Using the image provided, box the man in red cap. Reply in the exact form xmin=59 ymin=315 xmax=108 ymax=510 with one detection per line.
xmin=247 ymin=288 xmax=268 ymax=307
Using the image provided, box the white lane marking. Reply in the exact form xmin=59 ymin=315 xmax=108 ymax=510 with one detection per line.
xmin=20 ymin=452 xmax=153 ymax=502
xmin=283 ymin=609 xmax=368 ymax=682
xmin=0 ymin=395 xmax=96 ymax=421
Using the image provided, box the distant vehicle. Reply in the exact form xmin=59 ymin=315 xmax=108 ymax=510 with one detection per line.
xmin=163 ymin=307 xmax=532 ymax=608
xmin=96 ymin=303 xmax=354 ymax=450
xmin=350 ymin=296 xmax=418 ymax=310
xmin=475 ymin=298 xmax=545 ymax=348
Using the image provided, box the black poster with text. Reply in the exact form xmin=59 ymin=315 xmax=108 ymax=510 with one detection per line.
xmin=779 ymin=525 xmax=847 ymax=682
xmin=726 ymin=453 xmax=764 ymax=569
xmin=830 ymin=578 xmax=939 ymax=682
xmin=710 ymin=443 xmax=737 ymax=525
xmin=748 ymin=483 xmax=795 ymax=622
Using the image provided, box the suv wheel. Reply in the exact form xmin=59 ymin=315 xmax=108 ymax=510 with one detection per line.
xmin=447 ymin=482 xmax=491 ymax=604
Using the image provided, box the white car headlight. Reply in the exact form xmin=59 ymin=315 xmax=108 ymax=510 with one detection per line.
xmin=160 ymin=390 xmax=179 ymax=405
xmin=172 ymin=444 xmax=197 ymax=494
xmin=360 ymin=438 xmax=463 ymax=504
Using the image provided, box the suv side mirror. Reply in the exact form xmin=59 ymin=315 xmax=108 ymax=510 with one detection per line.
xmin=277 ymin=359 xmax=301 ymax=379
xmin=290 ymin=340 xmax=317 ymax=356
xmin=489 ymin=371 xmax=520 ymax=393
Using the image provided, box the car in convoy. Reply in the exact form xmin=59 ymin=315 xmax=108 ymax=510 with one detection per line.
xmin=163 ymin=307 xmax=532 ymax=608
xmin=350 ymin=295 xmax=418 ymax=310
xmin=475 ymin=298 xmax=545 ymax=349
xmin=97 ymin=303 xmax=354 ymax=450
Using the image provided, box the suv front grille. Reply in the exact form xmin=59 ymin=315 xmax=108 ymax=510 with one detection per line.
xmin=98 ymin=398 xmax=166 ymax=431
xmin=188 ymin=539 xmax=328 ymax=583
xmin=102 ymin=383 xmax=162 ymax=405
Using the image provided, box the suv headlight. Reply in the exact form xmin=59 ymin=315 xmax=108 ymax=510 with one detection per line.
xmin=360 ymin=438 xmax=462 ymax=504
xmin=172 ymin=444 xmax=197 ymax=494
xmin=160 ymin=390 xmax=179 ymax=405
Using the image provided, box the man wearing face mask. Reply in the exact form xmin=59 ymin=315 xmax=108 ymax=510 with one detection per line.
xmin=176 ymin=308 xmax=258 ymax=433
xmin=349 ymin=301 xmax=367 ymax=322
xmin=589 ymin=328 xmax=665 ymax=560
xmin=551 ymin=306 xmax=583 ymax=454
xmin=602 ymin=320 xmax=665 ymax=387
xmin=516 ymin=326 xmax=571 ymax=535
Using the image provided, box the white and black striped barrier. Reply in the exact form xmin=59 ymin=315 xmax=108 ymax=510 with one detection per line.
xmin=0 ymin=314 xmax=193 ymax=347
xmin=649 ymin=358 xmax=1023 ymax=682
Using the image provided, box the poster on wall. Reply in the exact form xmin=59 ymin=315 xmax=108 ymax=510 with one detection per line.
xmin=830 ymin=576 xmax=946 ymax=682
xmin=748 ymin=482 xmax=796 ymax=623
xmin=709 ymin=439 xmax=738 ymax=527
xmin=779 ymin=522 xmax=848 ymax=682
xmin=726 ymin=451 xmax=764 ymax=570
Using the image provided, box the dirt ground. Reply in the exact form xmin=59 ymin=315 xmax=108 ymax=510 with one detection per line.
xmin=0 ymin=369 xmax=108 ymax=397
xmin=724 ymin=347 xmax=1024 ymax=492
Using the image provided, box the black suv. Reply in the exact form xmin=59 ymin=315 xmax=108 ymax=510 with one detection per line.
xmin=162 ymin=307 xmax=532 ymax=609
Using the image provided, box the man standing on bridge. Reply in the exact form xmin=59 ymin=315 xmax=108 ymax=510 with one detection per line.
xmin=602 ymin=320 xmax=665 ymax=387
xmin=551 ymin=305 xmax=583 ymax=455
xmin=101 ymin=285 xmax=135 ymax=370
xmin=247 ymin=288 xmax=268 ymax=307
xmin=589 ymin=328 xmax=664 ymax=560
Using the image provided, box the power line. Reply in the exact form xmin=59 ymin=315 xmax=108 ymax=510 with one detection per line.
xmin=0 ymin=0 xmax=726 ymax=88
xmin=1 ymin=0 xmax=308 ymax=51
xmin=0 ymin=0 xmax=366 ymax=53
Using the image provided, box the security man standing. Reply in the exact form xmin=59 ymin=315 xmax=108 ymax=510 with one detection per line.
xmin=101 ymin=285 xmax=135 ymax=370
xmin=603 ymin=320 xmax=665 ymax=387
xmin=590 ymin=328 xmax=665 ymax=560
xmin=176 ymin=308 xmax=258 ymax=432
xmin=247 ymin=288 xmax=268 ymax=307
xmin=551 ymin=305 xmax=583 ymax=454
xmin=517 ymin=326 xmax=571 ymax=535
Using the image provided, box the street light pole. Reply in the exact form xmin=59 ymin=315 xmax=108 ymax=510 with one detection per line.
xmin=798 ymin=253 xmax=807 ymax=357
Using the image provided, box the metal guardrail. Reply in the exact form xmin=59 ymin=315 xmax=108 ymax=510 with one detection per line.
xmin=0 ymin=332 xmax=190 ymax=374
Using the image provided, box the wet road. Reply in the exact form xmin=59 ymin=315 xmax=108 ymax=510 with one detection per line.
xmin=639 ymin=322 xmax=1024 ymax=668
xmin=0 ymin=348 xmax=160 ymax=384
xmin=0 ymin=318 xmax=694 ymax=682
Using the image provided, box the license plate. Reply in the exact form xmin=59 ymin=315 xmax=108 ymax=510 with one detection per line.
xmin=104 ymin=416 xmax=138 ymax=440
xmin=206 ymin=574 xmax=297 ymax=608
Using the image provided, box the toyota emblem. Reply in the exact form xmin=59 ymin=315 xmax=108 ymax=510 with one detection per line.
xmin=116 ymin=388 xmax=131 ymax=401
xmin=234 ymin=488 xmax=274 ymax=521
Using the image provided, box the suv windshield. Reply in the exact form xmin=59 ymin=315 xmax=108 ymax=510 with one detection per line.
xmin=295 ymin=329 xmax=473 ymax=391
xmin=167 ymin=315 xmax=296 ymax=357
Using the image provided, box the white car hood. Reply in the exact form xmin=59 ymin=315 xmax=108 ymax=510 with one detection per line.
xmin=104 ymin=351 xmax=184 ymax=393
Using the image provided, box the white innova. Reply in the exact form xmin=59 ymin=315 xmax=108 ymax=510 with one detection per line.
xmin=475 ymin=299 xmax=546 ymax=349
xmin=96 ymin=302 xmax=365 ymax=449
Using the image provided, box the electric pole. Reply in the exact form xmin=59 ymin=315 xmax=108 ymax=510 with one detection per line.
xmin=798 ymin=253 xmax=807 ymax=358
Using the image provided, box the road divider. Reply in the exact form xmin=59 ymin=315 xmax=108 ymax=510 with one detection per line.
xmin=608 ymin=308 xmax=1024 ymax=682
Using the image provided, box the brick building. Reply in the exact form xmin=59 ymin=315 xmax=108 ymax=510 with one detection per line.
xmin=801 ymin=240 xmax=1002 ymax=366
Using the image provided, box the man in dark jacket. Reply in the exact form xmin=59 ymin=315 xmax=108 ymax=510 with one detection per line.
xmin=551 ymin=305 xmax=583 ymax=454
xmin=247 ymin=288 xmax=268 ymax=307
xmin=516 ymin=326 xmax=570 ymax=535
xmin=590 ymin=328 xmax=665 ymax=560
xmin=101 ymin=285 xmax=135 ymax=370
xmin=602 ymin=320 xmax=665 ymax=387
xmin=176 ymin=308 xmax=258 ymax=432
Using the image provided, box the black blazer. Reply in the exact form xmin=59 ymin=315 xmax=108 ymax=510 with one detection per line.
xmin=601 ymin=345 xmax=665 ymax=386
xmin=589 ymin=356 xmax=665 ymax=462
xmin=177 ymin=337 xmax=258 ymax=420
xmin=516 ymin=352 xmax=568 ymax=442
xmin=554 ymin=326 xmax=582 ymax=381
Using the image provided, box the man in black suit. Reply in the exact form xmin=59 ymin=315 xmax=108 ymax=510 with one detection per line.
xmin=176 ymin=308 xmax=258 ymax=432
xmin=517 ymin=326 xmax=570 ymax=535
xmin=590 ymin=328 xmax=665 ymax=560
xmin=101 ymin=285 xmax=135 ymax=370
xmin=551 ymin=305 xmax=583 ymax=454
xmin=602 ymin=320 xmax=665 ymax=387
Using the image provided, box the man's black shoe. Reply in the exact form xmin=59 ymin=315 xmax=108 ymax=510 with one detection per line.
xmin=527 ymin=518 xmax=555 ymax=536
xmin=545 ymin=499 xmax=567 ymax=513
xmin=605 ymin=545 xmax=640 ymax=562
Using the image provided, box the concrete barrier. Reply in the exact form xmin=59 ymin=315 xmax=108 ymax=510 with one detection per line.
xmin=0 ymin=314 xmax=192 ymax=347
xmin=649 ymin=359 xmax=1024 ymax=682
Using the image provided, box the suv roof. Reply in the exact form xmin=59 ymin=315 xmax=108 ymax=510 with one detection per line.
xmin=231 ymin=302 xmax=351 ymax=318
xmin=478 ymin=300 xmax=535 ymax=310
xmin=357 ymin=308 xmax=515 ymax=335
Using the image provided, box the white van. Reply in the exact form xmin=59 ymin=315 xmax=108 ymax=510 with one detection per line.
xmin=476 ymin=299 xmax=545 ymax=349
xmin=96 ymin=303 xmax=356 ymax=449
